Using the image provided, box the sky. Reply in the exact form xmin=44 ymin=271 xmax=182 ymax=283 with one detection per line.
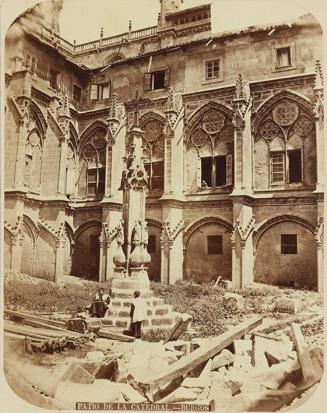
xmin=59 ymin=0 xmax=310 ymax=44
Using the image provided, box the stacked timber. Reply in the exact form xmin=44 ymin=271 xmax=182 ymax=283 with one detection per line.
xmin=4 ymin=310 xmax=89 ymax=353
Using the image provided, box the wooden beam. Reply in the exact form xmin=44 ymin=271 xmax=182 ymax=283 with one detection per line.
xmin=290 ymin=323 xmax=316 ymax=383
xmin=98 ymin=329 xmax=135 ymax=342
xmin=4 ymin=309 xmax=66 ymax=328
xmin=139 ymin=316 xmax=263 ymax=395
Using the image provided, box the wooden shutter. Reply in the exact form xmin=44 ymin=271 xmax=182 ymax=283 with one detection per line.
xmin=90 ymin=84 xmax=98 ymax=100
xmin=164 ymin=68 xmax=170 ymax=88
xmin=225 ymin=154 xmax=233 ymax=186
xmin=102 ymin=83 xmax=110 ymax=99
xmin=143 ymin=73 xmax=152 ymax=91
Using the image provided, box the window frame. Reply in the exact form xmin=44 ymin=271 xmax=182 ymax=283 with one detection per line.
xmin=207 ymin=235 xmax=223 ymax=255
xmin=144 ymin=160 xmax=164 ymax=191
xmin=90 ymin=82 xmax=110 ymax=100
xmin=205 ymin=59 xmax=220 ymax=80
xmin=200 ymin=154 xmax=233 ymax=189
xmin=143 ymin=68 xmax=170 ymax=91
xmin=272 ymin=43 xmax=296 ymax=72
xmin=49 ymin=68 xmax=59 ymax=90
xmin=281 ymin=234 xmax=297 ymax=255
xmin=73 ymin=84 xmax=82 ymax=102
xmin=269 ymin=149 xmax=303 ymax=186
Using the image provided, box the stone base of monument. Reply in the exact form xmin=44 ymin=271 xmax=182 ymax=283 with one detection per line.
xmin=104 ymin=274 xmax=182 ymax=331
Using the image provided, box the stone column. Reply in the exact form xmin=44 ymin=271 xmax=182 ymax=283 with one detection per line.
xmin=57 ymin=138 xmax=68 ymax=195
xmin=55 ymin=239 xmax=65 ymax=285
xmin=14 ymin=120 xmax=28 ymax=190
xmin=314 ymin=109 xmax=324 ymax=193
xmin=10 ymin=235 xmax=23 ymax=273
xmin=98 ymin=235 xmax=105 ymax=282
xmin=317 ymin=242 xmax=324 ymax=295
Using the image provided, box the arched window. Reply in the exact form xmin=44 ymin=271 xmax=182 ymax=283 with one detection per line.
xmin=78 ymin=131 xmax=107 ymax=199
xmin=254 ymin=98 xmax=315 ymax=188
xmin=141 ymin=119 xmax=165 ymax=191
xmin=186 ymin=108 xmax=234 ymax=192
xmin=24 ymin=130 xmax=43 ymax=192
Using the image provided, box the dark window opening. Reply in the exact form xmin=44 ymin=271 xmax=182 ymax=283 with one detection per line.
xmin=144 ymin=161 xmax=164 ymax=191
xmin=90 ymin=235 xmax=99 ymax=253
xmin=201 ymin=157 xmax=212 ymax=187
xmin=98 ymin=167 xmax=105 ymax=194
xmin=288 ymin=150 xmax=302 ymax=183
xmin=215 ymin=156 xmax=226 ymax=186
xmin=49 ymin=69 xmax=58 ymax=89
xmin=153 ymin=70 xmax=165 ymax=90
xmin=73 ymin=85 xmax=82 ymax=102
xmin=144 ymin=69 xmax=169 ymax=91
xmin=276 ymin=47 xmax=291 ymax=68
xmin=281 ymin=234 xmax=297 ymax=254
xmin=207 ymin=235 xmax=223 ymax=255
xmin=148 ymin=235 xmax=156 ymax=254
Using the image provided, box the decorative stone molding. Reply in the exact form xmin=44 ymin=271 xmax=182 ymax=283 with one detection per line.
xmin=107 ymin=93 xmax=127 ymax=141
xmin=231 ymin=216 xmax=255 ymax=247
xmin=313 ymin=60 xmax=324 ymax=119
xmin=12 ymin=96 xmax=48 ymax=135
xmin=314 ymin=217 xmax=324 ymax=247
xmin=164 ymin=87 xmax=184 ymax=131
xmin=232 ymin=74 xmax=252 ymax=130
xmin=161 ymin=219 xmax=184 ymax=247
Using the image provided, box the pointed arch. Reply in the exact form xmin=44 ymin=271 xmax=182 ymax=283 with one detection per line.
xmin=139 ymin=111 xmax=166 ymax=127
xmin=253 ymin=213 xmax=316 ymax=250
xmin=16 ymin=96 xmax=48 ymax=136
xmin=79 ymin=120 xmax=108 ymax=149
xmin=183 ymin=216 xmax=233 ymax=248
xmin=69 ymin=122 xmax=79 ymax=150
xmin=65 ymin=221 xmax=74 ymax=244
xmin=73 ymin=220 xmax=102 ymax=241
xmin=23 ymin=214 xmax=39 ymax=244
xmin=185 ymin=101 xmax=234 ymax=137
xmin=253 ymin=90 xmax=314 ymax=133
xmin=145 ymin=218 xmax=163 ymax=229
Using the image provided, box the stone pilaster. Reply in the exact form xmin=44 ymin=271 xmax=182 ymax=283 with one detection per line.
xmin=160 ymin=209 xmax=184 ymax=284
xmin=315 ymin=218 xmax=324 ymax=295
xmin=231 ymin=202 xmax=255 ymax=289
xmin=313 ymin=60 xmax=324 ymax=193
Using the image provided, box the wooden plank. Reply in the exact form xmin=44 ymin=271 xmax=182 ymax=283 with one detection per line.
xmin=290 ymin=323 xmax=316 ymax=383
xmin=4 ymin=320 xmax=77 ymax=339
xmin=13 ymin=317 xmax=83 ymax=337
xmin=4 ymin=309 xmax=66 ymax=328
xmin=164 ymin=314 xmax=192 ymax=344
xmin=139 ymin=316 xmax=262 ymax=394
xmin=98 ymin=329 xmax=135 ymax=342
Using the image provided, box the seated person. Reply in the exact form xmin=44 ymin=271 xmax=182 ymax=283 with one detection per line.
xmin=90 ymin=288 xmax=111 ymax=318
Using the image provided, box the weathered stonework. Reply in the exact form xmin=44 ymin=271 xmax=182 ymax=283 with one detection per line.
xmin=4 ymin=0 xmax=324 ymax=293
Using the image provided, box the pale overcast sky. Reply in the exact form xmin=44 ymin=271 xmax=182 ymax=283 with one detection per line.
xmin=59 ymin=0 xmax=310 ymax=44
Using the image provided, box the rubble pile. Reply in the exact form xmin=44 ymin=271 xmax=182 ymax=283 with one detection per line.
xmin=4 ymin=310 xmax=323 ymax=411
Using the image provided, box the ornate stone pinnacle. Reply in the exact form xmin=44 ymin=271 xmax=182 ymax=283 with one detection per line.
xmin=235 ymin=74 xmax=250 ymax=102
xmin=314 ymin=60 xmax=324 ymax=91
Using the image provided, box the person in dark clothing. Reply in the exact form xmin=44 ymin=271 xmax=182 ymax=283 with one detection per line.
xmin=129 ymin=290 xmax=147 ymax=339
xmin=90 ymin=288 xmax=111 ymax=318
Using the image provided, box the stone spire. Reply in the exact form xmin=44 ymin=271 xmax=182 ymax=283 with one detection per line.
xmin=314 ymin=60 xmax=324 ymax=94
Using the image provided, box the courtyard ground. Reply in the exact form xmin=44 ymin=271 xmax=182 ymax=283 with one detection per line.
xmin=3 ymin=272 xmax=325 ymax=410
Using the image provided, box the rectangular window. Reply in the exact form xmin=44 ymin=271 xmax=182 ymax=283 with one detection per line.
xmin=144 ymin=69 xmax=169 ymax=91
xmin=87 ymin=169 xmax=97 ymax=196
xmin=31 ymin=57 xmax=36 ymax=74
xmin=90 ymin=235 xmax=99 ymax=253
xmin=281 ymin=234 xmax=297 ymax=254
xmin=148 ymin=235 xmax=156 ymax=254
xmin=151 ymin=161 xmax=164 ymax=190
xmin=49 ymin=69 xmax=58 ymax=89
xmin=90 ymin=83 xmax=110 ymax=100
xmin=288 ymin=149 xmax=302 ymax=183
xmin=271 ymin=152 xmax=285 ymax=183
xmin=73 ymin=85 xmax=82 ymax=102
xmin=206 ymin=60 xmax=220 ymax=80
xmin=207 ymin=235 xmax=223 ymax=255
xmin=201 ymin=157 xmax=212 ymax=187
xmin=276 ymin=47 xmax=291 ymax=68
xmin=215 ymin=156 xmax=227 ymax=186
